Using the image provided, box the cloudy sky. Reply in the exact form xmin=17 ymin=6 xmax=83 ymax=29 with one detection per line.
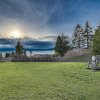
xmin=0 ymin=0 xmax=100 ymax=53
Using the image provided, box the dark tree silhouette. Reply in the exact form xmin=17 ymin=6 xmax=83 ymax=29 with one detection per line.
xmin=5 ymin=52 xmax=10 ymax=58
xmin=16 ymin=39 xmax=24 ymax=55
xmin=84 ymin=21 xmax=93 ymax=49
xmin=72 ymin=24 xmax=84 ymax=48
xmin=55 ymin=33 xmax=70 ymax=57
xmin=93 ymin=24 xmax=100 ymax=55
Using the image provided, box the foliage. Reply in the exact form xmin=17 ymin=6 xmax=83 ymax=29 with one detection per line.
xmin=72 ymin=24 xmax=84 ymax=48
xmin=93 ymin=26 xmax=100 ymax=55
xmin=16 ymin=39 xmax=24 ymax=55
xmin=83 ymin=21 xmax=94 ymax=49
xmin=5 ymin=52 xmax=10 ymax=58
xmin=55 ymin=33 xmax=70 ymax=56
xmin=72 ymin=22 xmax=94 ymax=49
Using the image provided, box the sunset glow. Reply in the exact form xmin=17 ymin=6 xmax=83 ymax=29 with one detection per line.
xmin=10 ymin=31 xmax=22 ymax=38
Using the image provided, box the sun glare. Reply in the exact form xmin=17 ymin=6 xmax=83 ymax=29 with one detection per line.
xmin=11 ymin=31 xmax=22 ymax=38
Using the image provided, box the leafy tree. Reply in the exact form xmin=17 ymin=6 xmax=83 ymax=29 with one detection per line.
xmin=72 ymin=24 xmax=84 ymax=48
xmin=16 ymin=39 xmax=24 ymax=55
xmin=5 ymin=52 xmax=10 ymax=58
xmin=93 ymin=25 xmax=100 ymax=55
xmin=84 ymin=21 xmax=93 ymax=49
xmin=55 ymin=33 xmax=70 ymax=56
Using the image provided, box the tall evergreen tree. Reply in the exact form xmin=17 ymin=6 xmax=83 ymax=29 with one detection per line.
xmin=93 ymin=25 xmax=100 ymax=55
xmin=16 ymin=39 xmax=24 ymax=55
xmin=72 ymin=24 xmax=84 ymax=48
xmin=84 ymin=21 xmax=93 ymax=49
xmin=55 ymin=33 xmax=70 ymax=56
xmin=5 ymin=52 xmax=10 ymax=58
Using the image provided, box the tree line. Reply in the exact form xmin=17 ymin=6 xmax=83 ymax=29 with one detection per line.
xmin=55 ymin=21 xmax=100 ymax=57
xmin=4 ymin=21 xmax=100 ymax=58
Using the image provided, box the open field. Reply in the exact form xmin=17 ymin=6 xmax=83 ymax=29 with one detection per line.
xmin=0 ymin=62 xmax=100 ymax=100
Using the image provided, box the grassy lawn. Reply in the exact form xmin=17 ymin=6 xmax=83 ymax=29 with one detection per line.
xmin=0 ymin=62 xmax=100 ymax=100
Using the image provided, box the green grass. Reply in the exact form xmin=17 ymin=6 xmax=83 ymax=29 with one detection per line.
xmin=0 ymin=62 xmax=100 ymax=100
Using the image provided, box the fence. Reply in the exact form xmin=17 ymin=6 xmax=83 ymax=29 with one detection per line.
xmin=12 ymin=55 xmax=92 ymax=62
xmin=2 ymin=55 xmax=100 ymax=62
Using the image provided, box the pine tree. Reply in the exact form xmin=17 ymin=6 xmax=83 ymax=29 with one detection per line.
xmin=84 ymin=21 xmax=93 ymax=49
xmin=93 ymin=25 xmax=100 ymax=55
xmin=5 ymin=52 xmax=10 ymax=58
xmin=55 ymin=33 xmax=70 ymax=56
xmin=16 ymin=39 xmax=24 ymax=55
xmin=72 ymin=24 xmax=84 ymax=48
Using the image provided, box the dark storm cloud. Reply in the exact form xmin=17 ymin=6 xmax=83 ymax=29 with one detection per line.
xmin=23 ymin=40 xmax=54 ymax=49
xmin=0 ymin=38 xmax=16 ymax=45
xmin=0 ymin=38 xmax=54 ymax=51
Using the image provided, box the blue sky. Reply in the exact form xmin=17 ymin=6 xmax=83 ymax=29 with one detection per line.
xmin=0 ymin=0 xmax=100 ymax=53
